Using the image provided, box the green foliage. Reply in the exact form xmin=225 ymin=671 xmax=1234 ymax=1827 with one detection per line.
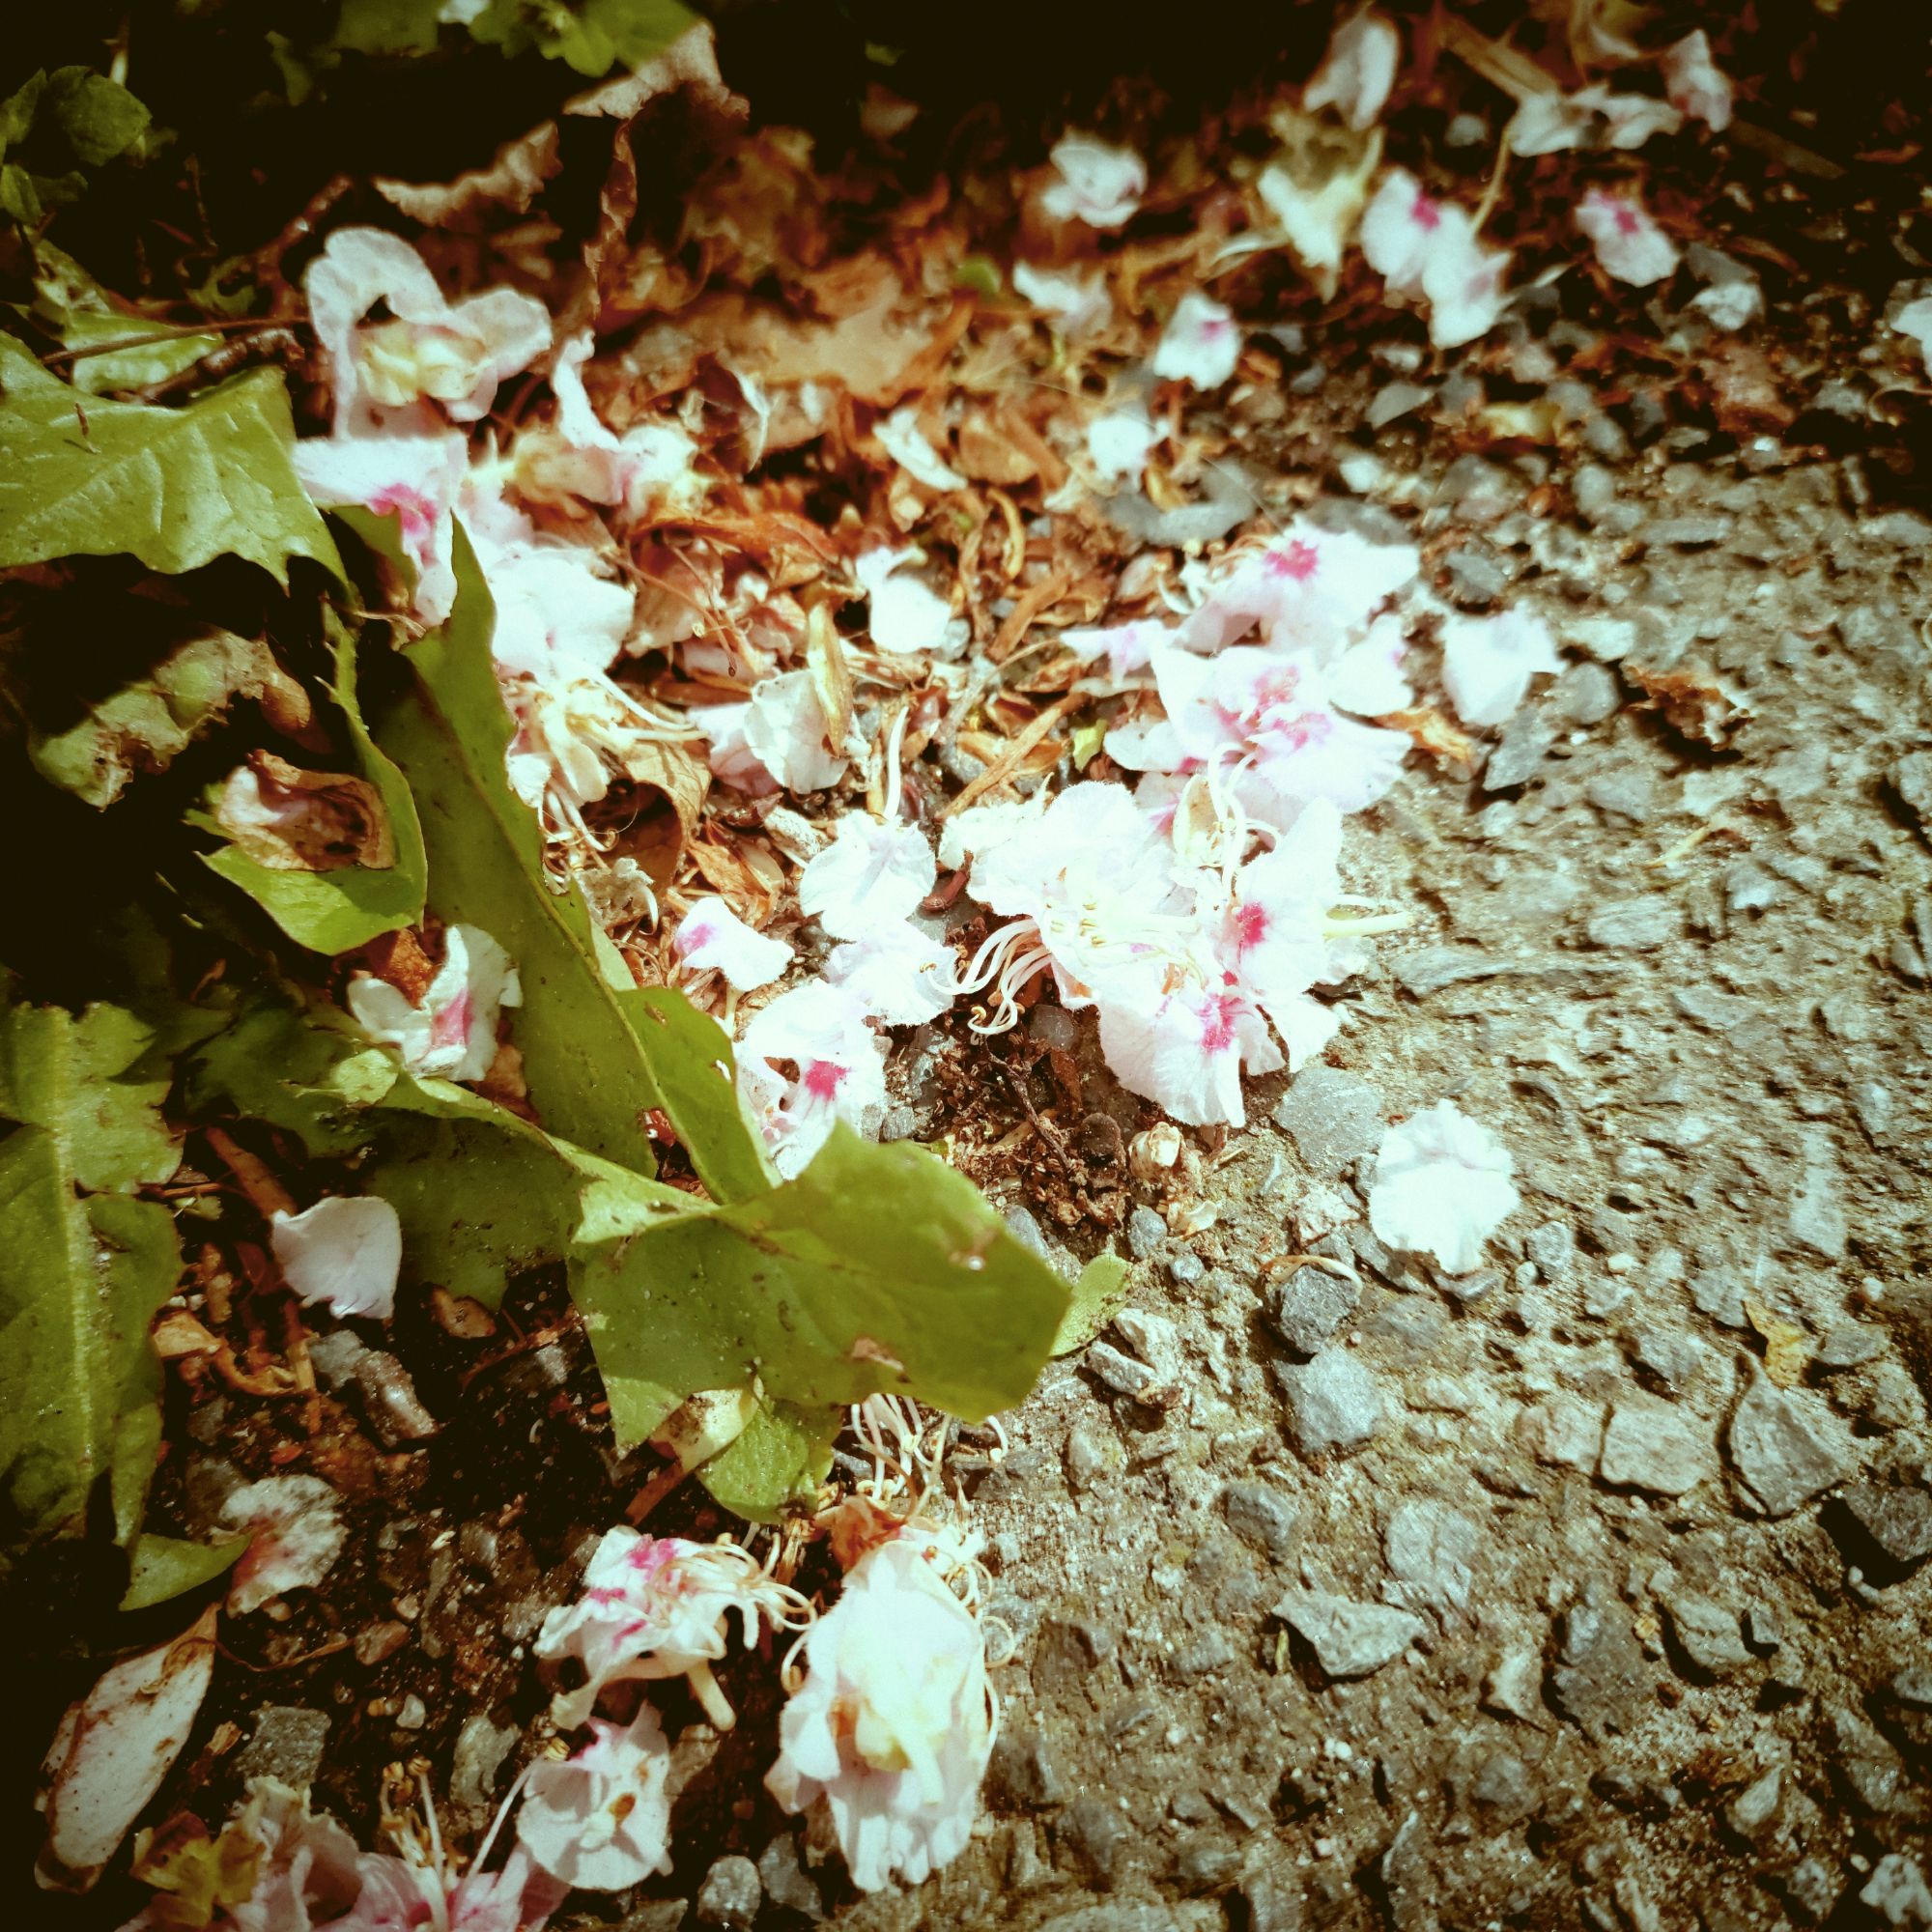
xmin=29 ymin=628 xmax=284 ymax=808
xmin=326 ymin=0 xmax=699 ymax=74
xmin=0 ymin=336 xmax=341 ymax=585
xmin=1052 ymin=1251 xmax=1129 ymax=1355
xmin=572 ymin=1127 xmax=1069 ymax=1453
xmin=119 ymin=1531 xmax=247 ymax=1611
xmin=0 ymin=997 xmax=184 ymax=1550
xmin=198 ymin=618 xmax=429 ymax=953
xmin=31 ymin=246 xmax=219 ymax=398
xmin=0 ymin=66 xmax=152 ymax=226
xmin=372 ymin=527 xmax=768 ymax=1198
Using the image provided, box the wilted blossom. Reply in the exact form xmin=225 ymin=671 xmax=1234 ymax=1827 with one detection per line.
xmin=702 ymin=670 xmax=846 ymax=793
xmin=1508 ymin=85 xmax=1681 ymax=156
xmin=736 ymin=980 xmax=888 ymax=1176
xmin=293 ymin=428 xmax=469 ymax=623
xmin=824 ymin=922 xmax=956 ymax=1026
xmin=1439 ymin=608 xmax=1563 ymax=727
xmin=673 ymin=896 xmax=793 ymax=994
xmin=1576 ymin=186 xmax=1679 ymax=287
xmin=1060 ymin=617 xmax=1163 ymax=681
xmin=1662 ymin=29 xmax=1734 ymax=133
xmin=1302 ymin=9 xmax=1400 ymax=131
xmin=348 ymin=923 xmax=522 ymax=1086
xmin=856 ymin=548 xmax=968 ymax=657
xmin=1180 ymin=522 xmax=1418 ymax=655
xmin=798 ymin=811 xmax=937 ymax=940
xmin=1368 ymin=1099 xmax=1520 ymax=1274
xmin=270 ymin=1195 xmax=403 ymax=1321
xmin=515 ymin=1707 xmax=672 ymax=1891
xmin=532 ymin=330 xmax=704 ymax=517
xmin=1151 ymin=292 xmax=1241 ymax=390
xmin=1256 ymin=155 xmax=1378 ymax=292
xmin=1039 ymin=132 xmax=1146 ymax=229
xmin=875 ymin=405 xmax=966 ymax=493
xmin=535 ymin=1527 xmax=808 ymax=1730
xmin=333 ymin=1808 xmax=562 ymax=1932
xmin=1359 ymin=168 xmax=1512 ymax=349
xmin=766 ymin=1533 xmax=995 ymax=1892
xmin=1010 ymin=259 xmax=1112 ymax=335
xmin=117 ymin=1777 xmax=361 ymax=1932
xmin=222 ymin=1475 xmax=347 ymax=1616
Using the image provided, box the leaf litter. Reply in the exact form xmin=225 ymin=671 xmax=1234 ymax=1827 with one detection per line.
xmin=0 ymin=0 xmax=1918 ymax=1920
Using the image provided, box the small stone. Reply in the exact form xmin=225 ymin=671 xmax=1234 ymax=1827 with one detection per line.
xmin=1167 ymin=1249 xmax=1204 ymax=1287
xmin=1065 ymin=1418 xmax=1122 ymax=1491
xmin=1525 ymin=1221 xmax=1576 ymax=1275
xmin=232 ymin=1705 xmax=330 ymax=1790
xmin=1838 ymin=1482 xmax=1932 ymax=1575
xmin=1600 ymin=1399 xmax=1717 ymax=1496
xmin=1893 ymin=752 xmax=1932 ymax=831
xmin=1728 ymin=1364 xmax=1854 ymax=1518
xmin=1469 ymin=1751 xmax=1538 ymax=1824
xmin=1238 ymin=1871 xmax=1300 ymax=1932
xmin=1548 ymin=1580 xmax=1650 ymax=1740
xmin=1273 ymin=1065 xmax=1384 ymax=1178
xmin=1393 ymin=946 xmax=1511 ymax=995
xmin=1566 ymin=615 xmax=1638 ymax=663
xmin=1086 ymin=1340 xmax=1156 ymax=1400
xmin=1660 ymin=1593 xmax=1751 ymax=1677
xmin=1556 ymin=662 xmax=1621 ymax=724
xmin=395 ymin=1694 xmax=427 ymax=1730
xmin=1723 ymin=859 xmax=1780 ymax=914
xmin=1264 ymin=1265 xmax=1360 ymax=1358
xmin=354 ymin=1620 xmax=411 ymax=1668
xmin=1787 ymin=1147 xmax=1849 ymax=1260
xmin=1646 ymin=516 xmax=1733 ymax=547
xmin=1633 ymin=1327 xmax=1703 ymax=1391
xmin=987 ymin=1727 xmax=1065 ymax=1808
xmin=618 ymin=1906 xmax=690 ymax=1932
xmin=695 ymin=1854 xmax=762 ymax=1930
xmin=1519 ymin=1395 xmax=1605 ymax=1471
xmin=1865 ymin=1855 xmax=1932 ymax=1927
xmin=1483 ymin=1650 xmax=1543 ymax=1721
xmin=1369 ymin=381 xmax=1433 ymax=428
xmin=1220 ymin=1481 xmax=1298 ymax=1563
xmin=1690 ymin=1266 xmax=1749 ymax=1328
xmin=1743 ymin=1605 xmax=1781 ymax=1653
xmin=1780 ymin=1859 xmax=1843 ymax=1924
xmin=1058 ymin=1795 xmax=1131 ymax=1886
xmin=1573 ymin=464 xmax=1617 ymax=525
xmin=1444 ymin=546 xmax=1511 ymax=605
xmin=1584 ymin=771 xmax=1656 ymax=823
xmin=1481 ymin=710 xmax=1558 ymax=792
xmin=1723 ymin=1768 xmax=1781 ymax=1838
xmin=1586 ymin=896 xmax=1682 ymax=951
xmin=354 ymin=1351 xmax=439 ymax=1447
xmin=1273 ymin=1590 xmax=1424 ymax=1680
xmin=1277 ymin=1350 xmax=1385 ymax=1458
xmin=1673 ymin=985 xmax=1753 ymax=1031
xmin=1382 ymin=1498 xmax=1480 ymax=1612
xmin=449 ymin=1711 xmax=519 ymax=1815
xmin=305 ymin=1328 xmax=368 ymax=1390
xmin=1125 ymin=1207 xmax=1168 ymax=1260
xmin=1028 ymin=1004 xmax=1080 ymax=1051
xmin=757 ymin=1833 xmax=824 ymax=1921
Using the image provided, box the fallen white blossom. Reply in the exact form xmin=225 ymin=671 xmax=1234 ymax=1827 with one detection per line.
xmin=1151 ymin=292 xmax=1242 ymax=390
xmin=1368 ymin=1100 xmax=1520 ymax=1273
xmin=1011 ymin=259 xmax=1112 ymax=335
xmin=856 ymin=549 xmax=969 ymax=657
xmin=222 ymin=1475 xmax=347 ymax=1616
xmin=270 ymin=1196 xmax=402 ymax=1321
xmin=875 ymin=406 xmax=966 ymax=493
xmin=1040 ymin=133 xmax=1146 ymax=229
xmin=517 ymin=1706 xmax=673 ymax=1891
xmin=1439 ymin=609 xmax=1562 ymax=727
xmin=673 ymin=896 xmax=793 ymax=993
xmin=1663 ymin=29 xmax=1734 ymax=132
xmin=347 ymin=923 xmax=522 ymax=1086
xmin=1576 ymin=186 xmax=1680 ymax=287
xmin=798 ymin=812 xmax=937 ymax=940
xmin=1303 ymin=9 xmax=1400 ymax=131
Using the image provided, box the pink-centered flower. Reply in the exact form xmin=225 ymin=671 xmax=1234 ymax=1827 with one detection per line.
xmin=1151 ymin=292 xmax=1241 ymax=390
xmin=674 ymin=896 xmax=793 ymax=994
xmin=766 ymin=1534 xmax=995 ymax=1893
xmin=823 ymin=922 xmax=956 ymax=1027
xmin=1359 ymin=169 xmax=1512 ymax=349
xmin=1576 ymin=186 xmax=1679 ymax=288
xmin=347 ymin=924 xmax=522 ymax=1086
xmin=515 ymin=1706 xmax=673 ymax=1892
xmin=736 ymin=980 xmax=890 ymax=1178
xmin=1662 ymin=29 xmax=1734 ymax=133
xmin=293 ymin=430 xmax=469 ymax=623
xmin=1040 ymin=133 xmax=1146 ymax=229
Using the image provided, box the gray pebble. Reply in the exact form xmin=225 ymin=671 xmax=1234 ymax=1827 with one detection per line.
xmin=1273 ymin=1590 xmax=1424 ymax=1680
xmin=1573 ymin=464 xmax=1617 ymax=524
xmin=695 ymin=1855 xmax=761 ymax=1930
xmin=1891 ymin=751 xmax=1932 ymax=832
xmin=757 ymin=1833 xmax=825 ymax=1921
xmin=1058 ymin=1795 xmax=1131 ymax=1884
xmin=1586 ymin=896 xmax=1682 ymax=950
xmin=1600 ymin=1398 xmax=1719 ymax=1496
xmin=1394 ymin=946 xmax=1511 ymax=996
xmin=1556 ymin=661 xmax=1621 ymax=724
xmin=1646 ymin=516 xmax=1733 ymax=548
xmin=1220 ymin=1480 xmax=1299 ymax=1563
xmin=1723 ymin=859 xmax=1780 ymax=914
xmin=1277 ymin=1350 xmax=1386 ymax=1457
xmin=1584 ymin=770 xmax=1656 ymax=824
xmin=232 ymin=1705 xmax=331 ymax=1790
xmin=1565 ymin=615 xmax=1638 ymax=663
xmin=1382 ymin=1498 xmax=1480 ymax=1612
xmin=1728 ymin=1364 xmax=1855 ymax=1518
xmin=1525 ymin=1221 xmax=1576 ymax=1276
xmin=1839 ymin=1482 xmax=1932 ymax=1574
xmin=1861 ymin=1856 xmax=1932 ymax=1928
xmin=1444 ymin=546 xmax=1511 ymax=605
xmin=1661 ymin=1592 xmax=1751 ymax=1677
xmin=1481 ymin=710 xmax=1558 ymax=792
xmin=1369 ymin=381 xmax=1433 ymax=428
xmin=354 ymin=1352 xmax=440 ymax=1448
xmin=1273 ymin=1064 xmax=1384 ymax=1177
xmin=1126 ymin=1206 xmax=1168 ymax=1260
xmin=1264 ymin=1264 xmax=1360 ymax=1358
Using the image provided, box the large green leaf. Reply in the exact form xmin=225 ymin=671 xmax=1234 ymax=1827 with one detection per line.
xmin=695 ymin=1397 xmax=838 ymax=1522
xmin=32 ymin=245 xmax=219 ymax=398
xmin=372 ymin=527 xmax=769 ymax=1199
xmin=0 ymin=335 xmax=341 ymax=585
xmin=199 ymin=618 xmax=428 ymax=953
xmin=0 ymin=999 xmax=183 ymax=1549
xmin=572 ymin=1126 xmax=1069 ymax=1454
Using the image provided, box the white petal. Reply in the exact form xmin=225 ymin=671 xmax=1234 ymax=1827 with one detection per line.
xmin=875 ymin=406 xmax=966 ymax=492
xmin=825 ymin=923 xmax=956 ymax=1025
xmin=1011 ymin=260 xmax=1112 ymax=334
xmin=1303 ymin=9 xmax=1401 ymax=130
xmin=39 ymin=1608 xmax=218 ymax=1890
xmin=270 ymin=1197 xmax=402 ymax=1321
xmin=1368 ymin=1099 xmax=1519 ymax=1272
xmin=1086 ymin=410 xmax=1159 ymax=484
xmin=674 ymin=897 xmax=793 ymax=992
xmin=742 ymin=670 xmax=847 ymax=791
xmin=799 ymin=815 xmax=936 ymax=939
xmin=1151 ymin=293 xmax=1241 ymax=389
xmin=1662 ymin=29 xmax=1734 ymax=132
xmin=1440 ymin=610 xmax=1561 ymax=727
xmin=222 ymin=1476 xmax=347 ymax=1615
xmin=1576 ymin=188 xmax=1679 ymax=287
xmin=1040 ymin=134 xmax=1146 ymax=229
xmin=860 ymin=551 xmax=967 ymax=657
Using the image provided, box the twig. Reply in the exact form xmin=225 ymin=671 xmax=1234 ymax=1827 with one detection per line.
xmin=939 ymin=692 xmax=1083 ymax=818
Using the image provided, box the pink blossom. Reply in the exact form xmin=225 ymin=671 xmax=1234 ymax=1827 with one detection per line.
xmin=824 ymin=922 xmax=956 ymax=1026
xmin=1576 ymin=187 xmax=1679 ymax=287
xmin=673 ymin=896 xmax=793 ymax=993
xmin=535 ymin=1527 xmax=804 ymax=1731
xmin=1182 ymin=522 xmax=1419 ymax=653
xmin=766 ymin=1535 xmax=995 ymax=1892
xmin=333 ymin=1844 xmax=561 ymax=1932
xmin=798 ymin=812 xmax=937 ymax=940
xmin=1303 ymin=9 xmax=1401 ymax=131
xmin=1060 ymin=618 xmax=1163 ymax=682
xmin=1662 ymin=30 xmax=1734 ymax=133
xmin=515 ymin=1707 xmax=672 ymax=1891
xmin=1098 ymin=978 xmax=1283 ymax=1127
xmin=1151 ymin=292 xmax=1241 ymax=390
xmin=1439 ymin=609 xmax=1562 ymax=727
xmin=1359 ymin=169 xmax=1512 ymax=349
xmin=347 ymin=924 xmax=521 ymax=1086
xmin=1040 ymin=133 xmax=1146 ymax=229
xmin=736 ymin=980 xmax=889 ymax=1177
xmin=535 ymin=331 xmax=702 ymax=517
xmin=270 ymin=1196 xmax=402 ymax=1321
xmin=293 ymin=430 xmax=469 ymax=623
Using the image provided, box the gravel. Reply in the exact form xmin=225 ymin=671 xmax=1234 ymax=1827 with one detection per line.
xmin=1276 ymin=1349 xmax=1386 ymax=1456
xmin=1272 ymin=1590 xmax=1426 ymax=1679
xmin=695 ymin=1855 xmax=762 ymax=1929
xmin=1727 ymin=1365 xmax=1856 ymax=1517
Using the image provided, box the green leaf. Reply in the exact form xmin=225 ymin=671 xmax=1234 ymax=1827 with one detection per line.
xmin=119 ymin=1531 xmax=247 ymax=1611
xmin=0 ymin=335 xmax=341 ymax=585
xmin=1051 ymin=1251 xmax=1130 ymax=1356
xmin=333 ymin=0 xmax=446 ymax=56
xmin=29 ymin=627 xmax=285 ymax=809
xmin=696 ymin=1397 xmax=837 ymax=1522
xmin=33 ymin=244 xmax=219 ymax=397
xmin=372 ymin=526 xmax=769 ymax=1198
xmin=0 ymin=997 xmax=184 ymax=1549
xmin=199 ymin=618 xmax=428 ymax=953
xmin=463 ymin=0 xmax=698 ymax=74
xmin=571 ymin=1126 xmax=1069 ymax=1452
xmin=42 ymin=69 xmax=151 ymax=169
